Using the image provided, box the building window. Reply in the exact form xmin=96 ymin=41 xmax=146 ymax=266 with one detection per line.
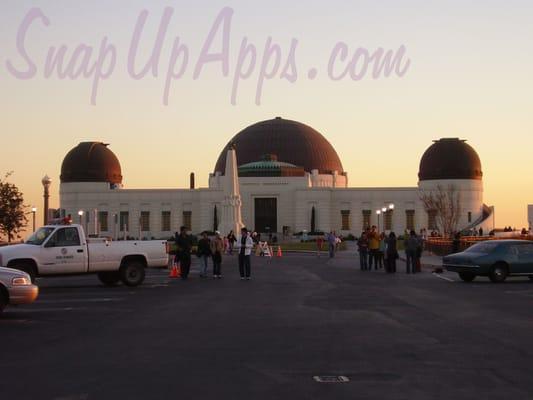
xmin=406 ymin=210 xmax=415 ymax=231
xmin=384 ymin=210 xmax=393 ymax=231
xmin=98 ymin=211 xmax=108 ymax=232
xmin=120 ymin=211 xmax=129 ymax=231
xmin=468 ymin=212 xmax=472 ymax=223
xmin=161 ymin=211 xmax=171 ymax=232
xmin=182 ymin=211 xmax=192 ymax=231
xmin=341 ymin=210 xmax=351 ymax=230
xmin=362 ymin=210 xmax=371 ymax=230
xmin=140 ymin=211 xmax=150 ymax=232
xmin=427 ymin=210 xmax=437 ymax=231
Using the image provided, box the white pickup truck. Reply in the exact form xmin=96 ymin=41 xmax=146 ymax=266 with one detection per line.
xmin=0 ymin=224 xmax=168 ymax=287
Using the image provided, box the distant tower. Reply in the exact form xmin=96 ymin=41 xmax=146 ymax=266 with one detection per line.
xmin=190 ymin=172 xmax=195 ymax=189
xmin=219 ymin=144 xmax=244 ymax=234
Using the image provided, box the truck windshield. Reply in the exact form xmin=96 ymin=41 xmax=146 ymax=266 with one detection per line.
xmin=26 ymin=227 xmax=56 ymax=245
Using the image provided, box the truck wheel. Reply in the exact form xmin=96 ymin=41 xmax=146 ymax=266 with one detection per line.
xmin=120 ymin=261 xmax=145 ymax=287
xmin=98 ymin=272 xmax=121 ymax=287
xmin=458 ymin=272 xmax=476 ymax=282
xmin=12 ymin=263 xmax=36 ymax=283
xmin=489 ymin=263 xmax=508 ymax=283
xmin=0 ymin=286 xmax=8 ymax=314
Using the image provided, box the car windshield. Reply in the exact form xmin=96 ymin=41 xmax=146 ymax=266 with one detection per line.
xmin=26 ymin=227 xmax=56 ymax=245
xmin=464 ymin=242 xmax=499 ymax=254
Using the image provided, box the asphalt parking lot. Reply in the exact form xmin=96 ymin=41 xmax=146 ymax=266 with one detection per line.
xmin=2 ymin=253 xmax=533 ymax=400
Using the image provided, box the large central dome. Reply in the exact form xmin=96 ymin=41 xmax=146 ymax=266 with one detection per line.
xmin=214 ymin=117 xmax=344 ymax=175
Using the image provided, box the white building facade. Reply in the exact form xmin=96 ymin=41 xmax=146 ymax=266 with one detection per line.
xmin=59 ymin=118 xmax=493 ymax=239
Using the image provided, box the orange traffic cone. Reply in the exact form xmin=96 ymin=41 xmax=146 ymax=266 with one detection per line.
xmin=277 ymin=246 xmax=283 ymax=257
xmin=169 ymin=263 xmax=179 ymax=278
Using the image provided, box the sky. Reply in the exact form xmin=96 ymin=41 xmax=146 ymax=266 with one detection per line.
xmin=1 ymin=0 xmax=532 ymax=237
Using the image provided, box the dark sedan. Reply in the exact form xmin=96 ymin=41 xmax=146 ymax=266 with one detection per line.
xmin=443 ymin=240 xmax=533 ymax=283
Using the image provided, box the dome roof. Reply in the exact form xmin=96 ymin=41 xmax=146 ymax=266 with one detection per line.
xmin=419 ymin=138 xmax=482 ymax=181
xmin=238 ymin=154 xmax=305 ymax=177
xmin=214 ymin=118 xmax=344 ymax=175
xmin=60 ymin=142 xmax=122 ymax=184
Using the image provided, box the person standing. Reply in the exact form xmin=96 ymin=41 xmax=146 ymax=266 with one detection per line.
xmin=386 ymin=232 xmax=398 ymax=273
xmin=175 ymin=226 xmax=193 ymax=280
xmin=316 ymin=235 xmax=324 ymax=257
xmin=211 ymin=231 xmax=224 ymax=278
xmin=227 ymin=230 xmax=236 ymax=255
xmin=378 ymin=232 xmax=386 ymax=269
xmin=357 ymin=232 xmax=369 ymax=270
xmin=197 ymin=231 xmax=212 ymax=278
xmin=235 ymin=227 xmax=254 ymax=280
xmin=327 ymin=231 xmax=336 ymax=258
xmin=368 ymin=226 xmax=380 ymax=270
xmin=404 ymin=230 xmax=419 ymax=274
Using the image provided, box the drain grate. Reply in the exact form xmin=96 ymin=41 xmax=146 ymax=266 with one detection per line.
xmin=313 ymin=375 xmax=350 ymax=383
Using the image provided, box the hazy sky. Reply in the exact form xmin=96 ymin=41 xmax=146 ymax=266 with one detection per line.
xmin=1 ymin=0 xmax=532 ymax=233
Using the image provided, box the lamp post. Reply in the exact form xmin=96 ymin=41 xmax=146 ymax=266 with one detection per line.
xmin=41 ymin=175 xmax=52 ymax=225
xmin=31 ymin=207 xmax=37 ymax=232
xmin=381 ymin=207 xmax=387 ymax=231
xmin=376 ymin=210 xmax=381 ymax=230
xmin=387 ymin=203 xmax=395 ymax=231
xmin=78 ymin=210 xmax=84 ymax=225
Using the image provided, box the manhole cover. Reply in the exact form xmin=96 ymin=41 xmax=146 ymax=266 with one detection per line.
xmin=313 ymin=376 xmax=350 ymax=383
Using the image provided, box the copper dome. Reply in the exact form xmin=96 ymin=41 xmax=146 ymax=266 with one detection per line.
xmin=60 ymin=142 xmax=123 ymax=184
xmin=214 ymin=118 xmax=344 ymax=175
xmin=419 ymin=138 xmax=482 ymax=181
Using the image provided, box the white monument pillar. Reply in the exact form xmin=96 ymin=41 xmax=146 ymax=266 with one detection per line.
xmin=219 ymin=144 xmax=244 ymax=235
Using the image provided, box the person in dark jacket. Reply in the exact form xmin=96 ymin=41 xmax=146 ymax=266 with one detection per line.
xmin=357 ymin=232 xmax=369 ymax=271
xmin=175 ymin=226 xmax=193 ymax=280
xmin=385 ymin=232 xmax=398 ymax=273
xmin=197 ymin=231 xmax=212 ymax=278
xmin=404 ymin=230 xmax=420 ymax=274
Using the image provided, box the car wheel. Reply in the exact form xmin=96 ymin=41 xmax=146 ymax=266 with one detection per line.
xmin=458 ymin=272 xmax=476 ymax=282
xmin=97 ymin=271 xmax=121 ymax=287
xmin=11 ymin=263 xmax=37 ymax=283
xmin=0 ymin=285 xmax=8 ymax=314
xmin=120 ymin=261 xmax=146 ymax=287
xmin=489 ymin=263 xmax=508 ymax=283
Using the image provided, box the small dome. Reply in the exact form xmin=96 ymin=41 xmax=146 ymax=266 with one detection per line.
xmin=238 ymin=154 xmax=305 ymax=177
xmin=419 ymin=138 xmax=482 ymax=181
xmin=60 ymin=142 xmax=122 ymax=184
xmin=214 ymin=118 xmax=344 ymax=175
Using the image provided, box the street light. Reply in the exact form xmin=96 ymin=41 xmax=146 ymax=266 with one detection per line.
xmin=376 ymin=209 xmax=381 ymax=230
xmin=41 ymin=175 xmax=52 ymax=225
xmin=31 ymin=207 xmax=37 ymax=232
xmin=78 ymin=210 xmax=84 ymax=225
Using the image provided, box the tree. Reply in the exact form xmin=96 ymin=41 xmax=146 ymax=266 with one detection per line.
xmin=310 ymin=206 xmax=316 ymax=233
xmin=419 ymin=184 xmax=461 ymax=237
xmin=213 ymin=205 xmax=219 ymax=232
xmin=0 ymin=172 xmax=28 ymax=242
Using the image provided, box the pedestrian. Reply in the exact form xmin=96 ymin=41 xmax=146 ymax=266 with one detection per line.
xmin=211 ymin=231 xmax=224 ymax=278
xmin=235 ymin=227 xmax=254 ymax=280
xmin=316 ymin=235 xmax=324 ymax=257
xmin=327 ymin=231 xmax=336 ymax=258
xmin=451 ymin=232 xmax=461 ymax=254
xmin=197 ymin=231 xmax=212 ymax=278
xmin=227 ymin=230 xmax=236 ymax=254
xmin=378 ymin=232 xmax=386 ymax=269
xmin=368 ymin=226 xmax=380 ymax=270
xmin=175 ymin=226 xmax=193 ymax=280
xmin=404 ymin=230 xmax=419 ymax=274
xmin=385 ymin=232 xmax=398 ymax=273
xmin=357 ymin=232 xmax=369 ymax=270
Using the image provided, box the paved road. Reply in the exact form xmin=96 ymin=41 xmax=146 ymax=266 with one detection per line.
xmin=1 ymin=253 xmax=533 ymax=400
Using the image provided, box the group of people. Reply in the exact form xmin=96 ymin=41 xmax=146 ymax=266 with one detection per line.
xmin=356 ymin=226 xmax=423 ymax=274
xmin=173 ymin=226 xmax=255 ymax=281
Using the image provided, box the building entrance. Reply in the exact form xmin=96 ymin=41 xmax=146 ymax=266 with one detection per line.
xmin=254 ymin=198 xmax=277 ymax=233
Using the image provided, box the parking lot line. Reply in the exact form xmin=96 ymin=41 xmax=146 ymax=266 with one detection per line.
xmin=432 ymin=272 xmax=455 ymax=282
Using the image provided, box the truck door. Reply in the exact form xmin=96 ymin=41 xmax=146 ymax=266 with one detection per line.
xmin=40 ymin=227 xmax=87 ymax=274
